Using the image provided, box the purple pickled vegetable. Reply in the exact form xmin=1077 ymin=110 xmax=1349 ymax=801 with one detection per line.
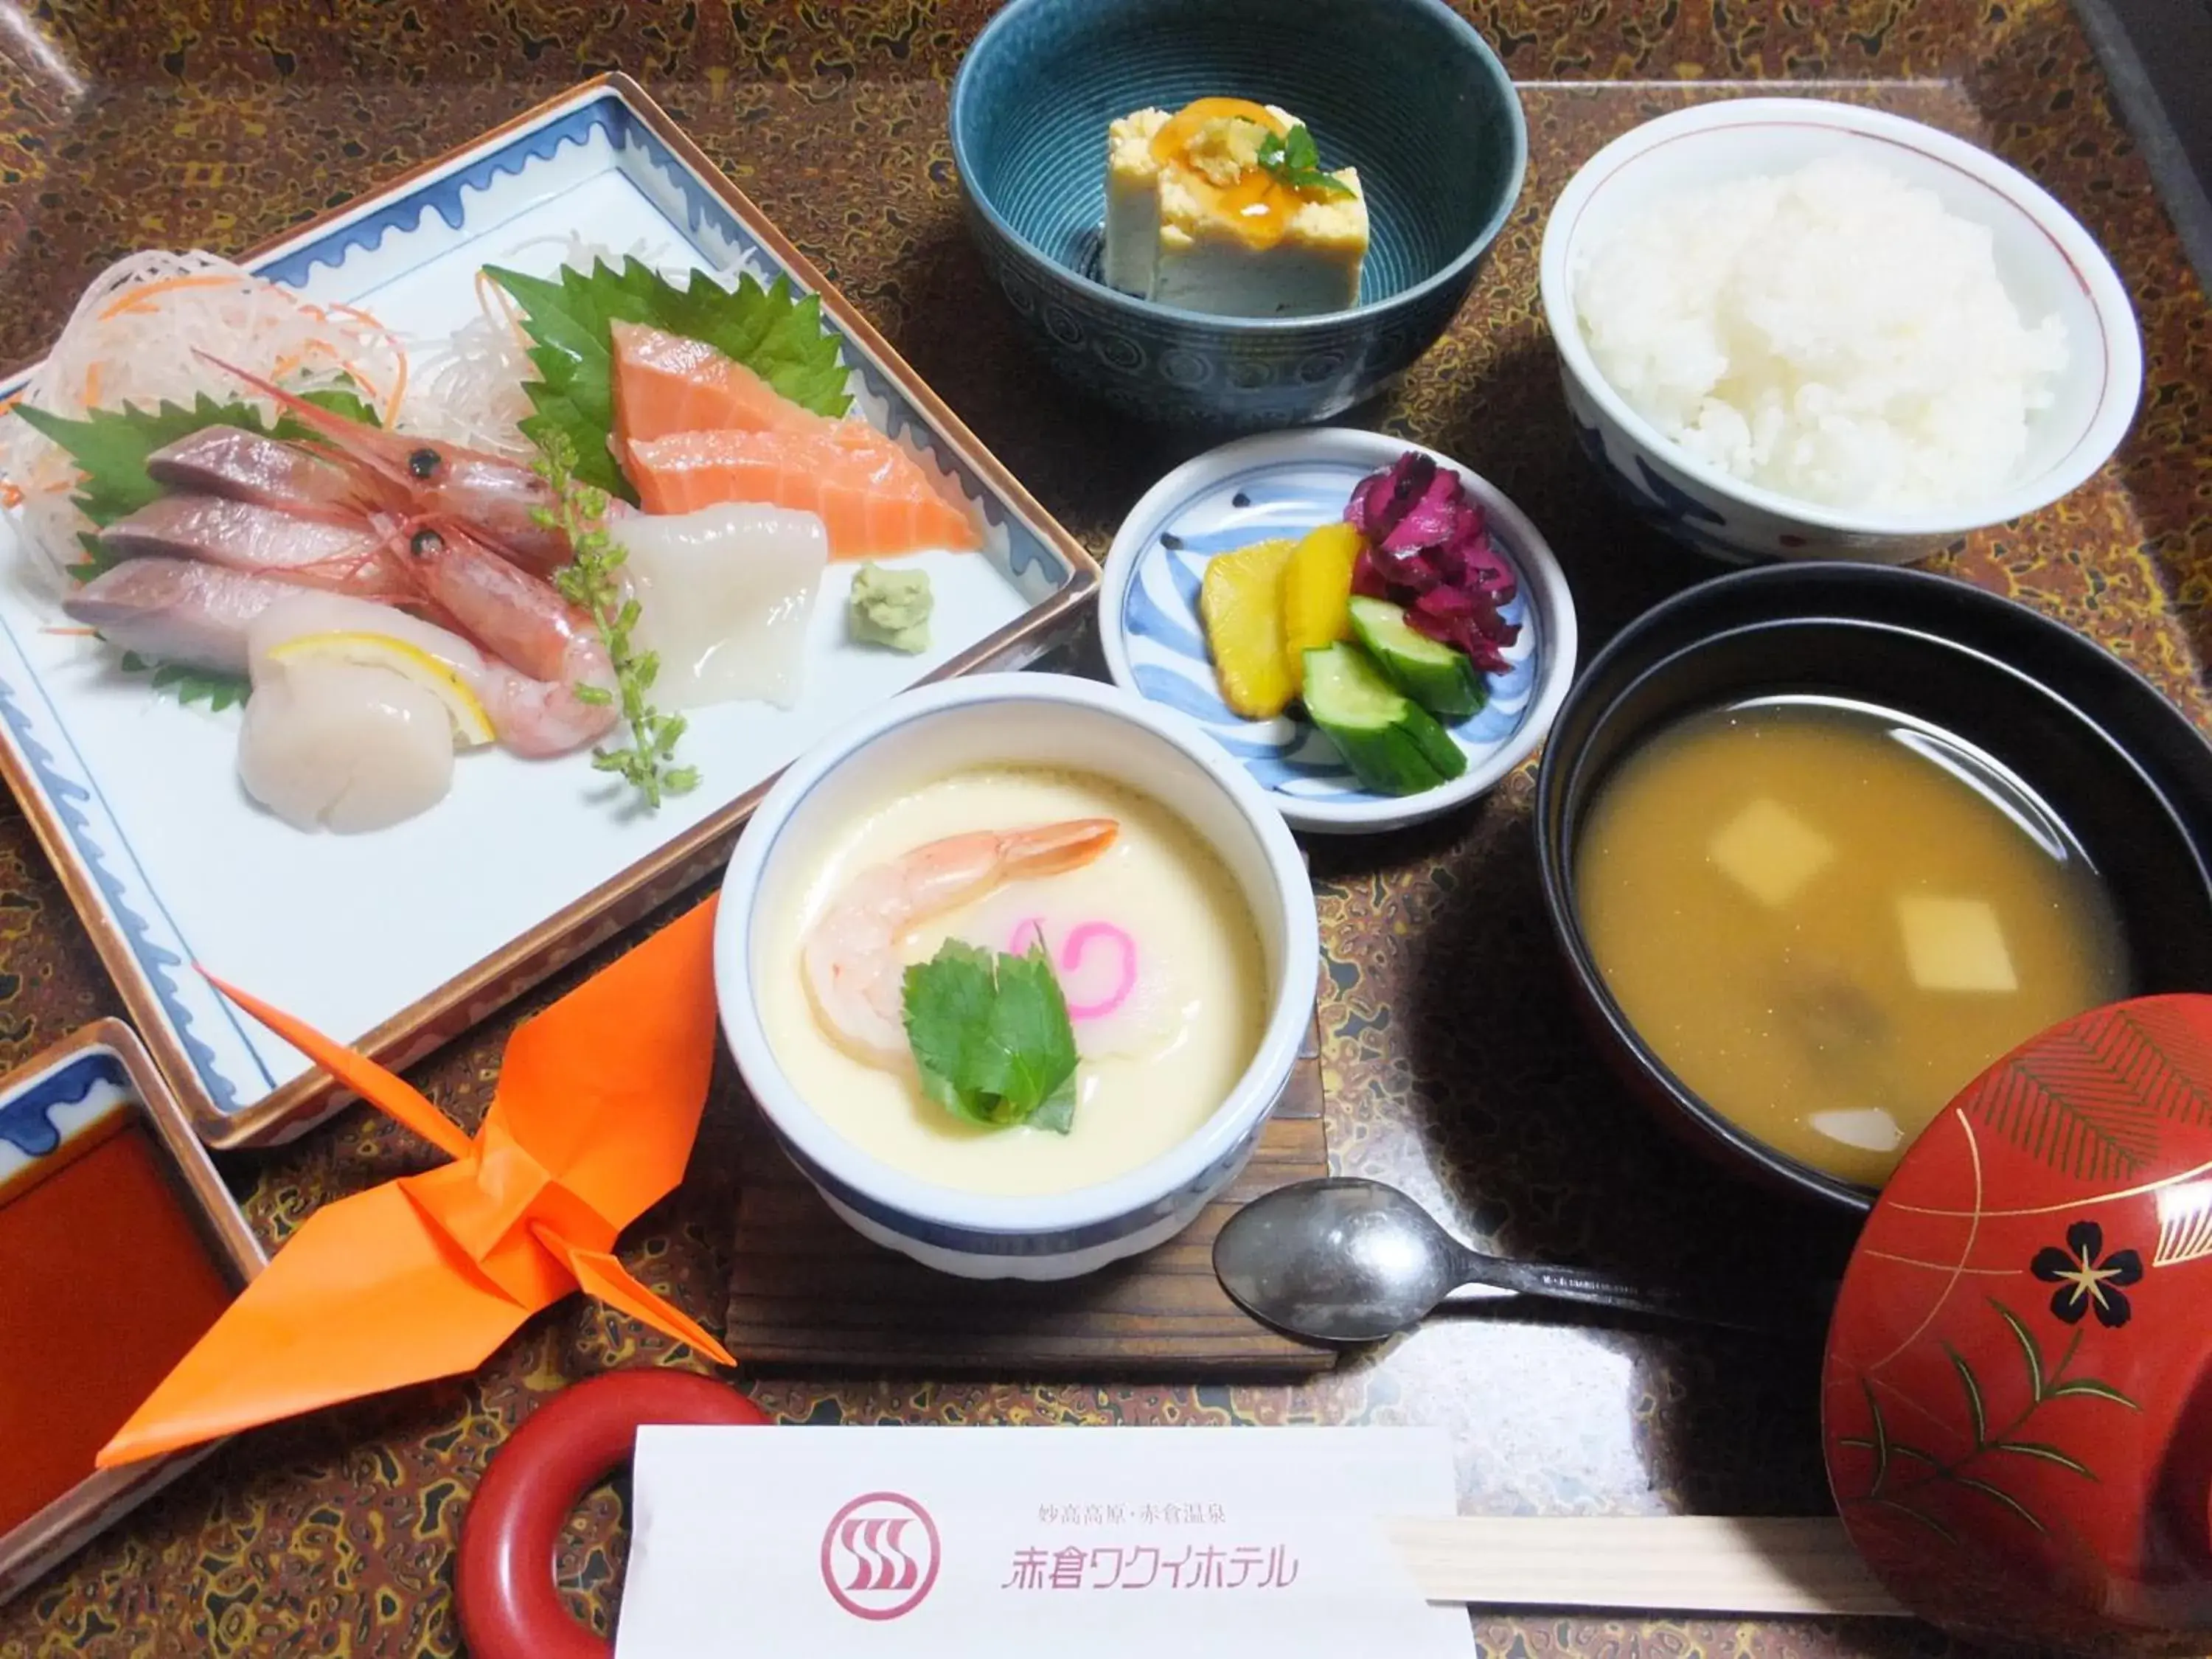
xmin=1380 ymin=468 xmax=1461 ymax=554
xmin=1372 ymin=542 xmax=1441 ymax=593
xmin=1430 ymin=535 xmax=1468 ymax=585
xmin=1345 ymin=452 xmax=1436 ymax=543
xmin=1350 ymin=547 xmax=1389 ymax=599
xmin=1341 ymin=449 xmax=1520 ymax=669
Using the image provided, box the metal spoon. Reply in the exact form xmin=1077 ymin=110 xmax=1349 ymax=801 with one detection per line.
xmin=1214 ymin=1177 xmax=1792 ymax=1343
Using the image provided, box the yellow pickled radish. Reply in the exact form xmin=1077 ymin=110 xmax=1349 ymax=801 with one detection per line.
xmin=1280 ymin=521 xmax=1364 ymax=690
xmin=1198 ymin=536 xmax=1298 ymax=719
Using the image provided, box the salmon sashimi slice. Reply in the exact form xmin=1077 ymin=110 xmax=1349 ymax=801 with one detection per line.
xmin=623 ymin=425 xmax=982 ymax=558
xmin=610 ymin=319 xmax=827 ymax=443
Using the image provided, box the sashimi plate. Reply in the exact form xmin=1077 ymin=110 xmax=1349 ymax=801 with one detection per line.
xmin=1100 ymin=429 xmax=1576 ymax=834
xmin=0 ymin=74 xmax=1098 ymax=1147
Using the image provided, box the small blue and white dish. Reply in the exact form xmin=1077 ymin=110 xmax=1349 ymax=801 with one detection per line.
xmin=949 ymin=0 xmax=1526 ymax=428
xmin=1102 ymin=429 xmax=1579 ymax=835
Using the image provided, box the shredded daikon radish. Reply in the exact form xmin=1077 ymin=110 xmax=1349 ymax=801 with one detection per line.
xmin=0 ymin=249 xmax=409 ymax=592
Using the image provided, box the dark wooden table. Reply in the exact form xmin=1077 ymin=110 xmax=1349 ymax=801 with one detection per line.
xmin=1 ymin=3 xmax=2205 ymax=1652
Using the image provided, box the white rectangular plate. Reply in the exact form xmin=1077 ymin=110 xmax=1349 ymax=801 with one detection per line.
xmin=0 ymin=74 xmax=1098 ymax=1146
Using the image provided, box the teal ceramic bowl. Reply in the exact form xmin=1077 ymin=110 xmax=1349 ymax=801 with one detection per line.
xmin=949 ymin=0 xmax=1527 ymax=428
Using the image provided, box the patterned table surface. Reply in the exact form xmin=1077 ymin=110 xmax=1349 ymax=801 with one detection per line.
xmin=1 ymin=2 xmax=2205 ymax=1653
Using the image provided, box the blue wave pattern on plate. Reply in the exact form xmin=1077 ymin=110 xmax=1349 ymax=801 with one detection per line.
xmin=0 ymin=1050 xmax=128 ymax=1158
xmin=0 ymin=680 xmax=243 ymax=1108
xmin=1119 ymin=462 xmax=1541 ymax=803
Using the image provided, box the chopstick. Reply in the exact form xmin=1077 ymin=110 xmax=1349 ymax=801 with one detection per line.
xmin=1386 ymin=1515 xmax=1908 ymax=1616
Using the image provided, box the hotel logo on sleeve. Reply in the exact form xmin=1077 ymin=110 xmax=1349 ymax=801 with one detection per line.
xmin=820 ymin=1492 xmax=942 ymax=1620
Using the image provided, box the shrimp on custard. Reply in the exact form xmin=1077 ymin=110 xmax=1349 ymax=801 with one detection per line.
xmin=803 ymin=818 xmax=1119 ymax=1065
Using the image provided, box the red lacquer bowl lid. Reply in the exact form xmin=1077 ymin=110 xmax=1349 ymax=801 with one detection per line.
xmin=1823 ymin=995 xmax=2212 ymax=1652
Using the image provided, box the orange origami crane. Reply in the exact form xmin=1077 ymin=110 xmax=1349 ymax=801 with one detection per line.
xmin=98 ymin=896 xmax=734 ymax=1469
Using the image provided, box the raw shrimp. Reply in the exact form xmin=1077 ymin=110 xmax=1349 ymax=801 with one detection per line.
xmin=801 ymin=818 xmax=1120 ymax=1065
xmin=397 ymin=519 xmax=591 ymax=679
xmin=392 ymin=522 xmax=619 ymax=754
xmin=199 ymin=354 xmax=571 ymax=573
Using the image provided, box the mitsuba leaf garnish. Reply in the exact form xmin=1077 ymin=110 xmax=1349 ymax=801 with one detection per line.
xmin=902 ymin=939 xmax=1081 ymax=1135
xmin=1257 ymin=123 xmax=1355 ymax=199
xmin=484 ymin=257 xmax=853 ymax=504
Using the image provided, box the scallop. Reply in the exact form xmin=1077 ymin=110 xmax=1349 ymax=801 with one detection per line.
xmin=236 ymin=661 xmax=454 ymax=832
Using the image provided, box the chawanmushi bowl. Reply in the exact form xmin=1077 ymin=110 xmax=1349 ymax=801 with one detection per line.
xmin=714 ymin=673 xmax=1320 ymax=1280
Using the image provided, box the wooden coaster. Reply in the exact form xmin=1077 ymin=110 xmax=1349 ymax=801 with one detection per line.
xmin=723 ymin=1016 xmax=1335 ymax=1375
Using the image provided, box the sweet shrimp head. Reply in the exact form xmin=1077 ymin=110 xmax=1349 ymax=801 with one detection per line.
xmin=196 ymin=352 xmax=570 ymax=572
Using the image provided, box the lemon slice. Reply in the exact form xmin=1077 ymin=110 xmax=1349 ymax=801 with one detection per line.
xmin=265 ymin=630 xmax=496 ymax=748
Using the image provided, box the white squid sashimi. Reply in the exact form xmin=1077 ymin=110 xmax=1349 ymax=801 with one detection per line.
xmin=954 ymin=892 xmax=1196 ymax=1062
xmin=237 ymin=661 xmax=453 ymax=832
xmin=611 ymin=501 xmax=829 ymax=711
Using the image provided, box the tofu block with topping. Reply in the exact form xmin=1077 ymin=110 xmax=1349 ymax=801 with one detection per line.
xmin=1104 ymin=98 xmax=1368 ymax=317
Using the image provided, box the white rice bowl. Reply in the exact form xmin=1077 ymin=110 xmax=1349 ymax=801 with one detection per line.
xmin=1572 ymin=155 xmax=2068 ymax=515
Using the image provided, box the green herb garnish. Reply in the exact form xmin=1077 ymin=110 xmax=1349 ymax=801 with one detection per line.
xmin=902 ymin=938 xmax=1081 ymax=1134
xmin=1256 ymin=123 xmax=1354 ymax=199
xmin=531 ymin=430 xmax=698 ymax=810
xmin=485 ymin=257 xmax=853 ymax=504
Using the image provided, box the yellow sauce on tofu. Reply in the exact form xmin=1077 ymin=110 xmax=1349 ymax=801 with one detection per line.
xmin=1150 ymin=97 xmax=1302 ymax=249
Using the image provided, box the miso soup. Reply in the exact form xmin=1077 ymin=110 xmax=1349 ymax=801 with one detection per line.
xmin=1575 ymin=695 xmax=2129 ymax=1187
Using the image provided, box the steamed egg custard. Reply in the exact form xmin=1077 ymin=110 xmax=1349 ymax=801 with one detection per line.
xmin=1575 ymin=697 xmax=2129 ymax=1188
xmin=762 ymin=767 xmax=1268 ymax=1196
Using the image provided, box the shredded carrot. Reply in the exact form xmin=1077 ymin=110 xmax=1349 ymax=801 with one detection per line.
xmin=380 ymin=344 xmax=409 ymax=428
xmin=97 ymin=273 xmax=243 ymax=320
xmin=476 ymin=268 xmax=529 ymax=347
xmin=324 ymin=301 xmax=394 ymax=336
xmin=0 ymin=483 xmax=21 ymax=509
xmin=42 ymin=626 xmax=98 ymax=638
xmin=83 ymin=362 xmax=101 ymax=406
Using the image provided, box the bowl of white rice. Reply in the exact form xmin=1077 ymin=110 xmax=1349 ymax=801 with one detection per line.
xmin=1538 ymin=97 xmax=2141 ymax=564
